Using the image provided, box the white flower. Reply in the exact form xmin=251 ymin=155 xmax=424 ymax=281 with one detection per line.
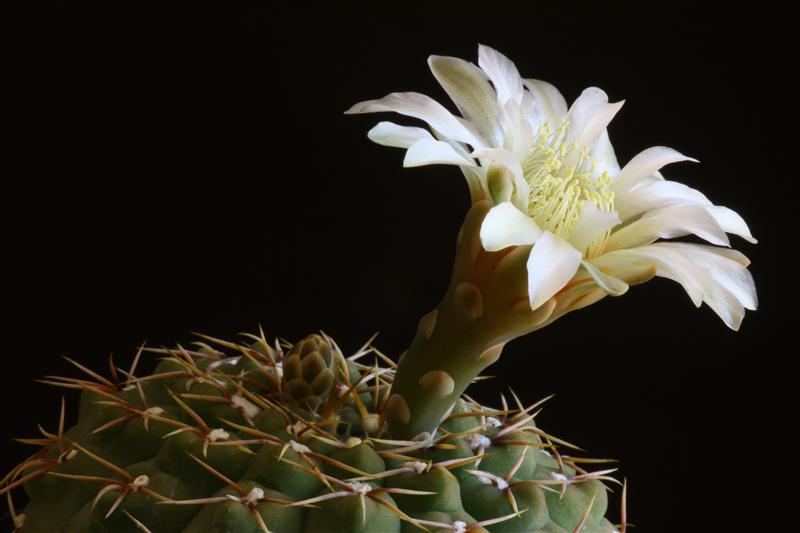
xmin=347 ymin=45 xmax=757 ymax=330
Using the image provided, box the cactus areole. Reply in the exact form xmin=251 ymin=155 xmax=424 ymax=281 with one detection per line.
xmin=3 ymin=45 xmax=756 ymax=532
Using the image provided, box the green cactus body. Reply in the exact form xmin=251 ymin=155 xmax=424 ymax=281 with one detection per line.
xmin=3 ymin=333 xmax=621 ymax=533
xmin=281 ymin=334 xmax=339 ymax=412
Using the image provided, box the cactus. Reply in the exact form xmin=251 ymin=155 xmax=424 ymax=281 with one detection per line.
xmin=4 ymin=44 xmax=757 ymax=532
xmin=2 ymin=205 xmax=625 ymax=533
xmin=2 ymin=329 xmax=621 ymax=533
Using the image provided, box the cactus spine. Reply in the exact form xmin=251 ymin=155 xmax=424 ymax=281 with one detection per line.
xmin=2 ymin=204 xmax=626 ymax=532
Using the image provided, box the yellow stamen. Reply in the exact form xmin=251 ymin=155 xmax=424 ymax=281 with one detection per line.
xmin=522 ymin=122 xmax=615 ymax=257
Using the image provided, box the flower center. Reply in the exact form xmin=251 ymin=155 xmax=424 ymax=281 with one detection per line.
xmin=522 ymin=123 xmax=614 ymax=244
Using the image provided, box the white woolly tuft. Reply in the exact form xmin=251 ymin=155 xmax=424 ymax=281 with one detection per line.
xmin=288 ymin=440 xmax=311 ymax=454
xmin=468 ymin=433 xmax=491 ymax=450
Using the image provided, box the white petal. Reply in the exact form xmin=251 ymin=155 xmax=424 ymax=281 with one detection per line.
xmin=346 ymin=92 xmax=484 ymax=148
xmin=522 ymin=78 xmax=568 ymax=127
xmin=612 ymin=146 xmax=698 ymax=194
xmin=689 ymin=246 xmax=751 ymax=266
xmin=428 ymin=55 xmax=502 ymax=147
xmin=471 ymin=147 xmax=530 ymax=210
xmin=705 ymin=206 xmax=758 ymax=244
xmin=461 ymin=165 xmax=489 ymax=203
xmin=651 ymin=242 xmax=757 ymax=310
xmin=590 ymin=129 xmax=621 ymax=179
xmin=615 ymin=179 xmax=710 ymax=222
xmin=367 ymin=121 xmax=433 ymax=148
xmin=527 ymin=232 xmax=583 ymax=310
xmin=614 ymin=178 xmax=757 ymax=244
xmin=581 ymin=260 xmax=629 ymax=296
xmin=605 ymin=205 xmax=729 ymax=252
xmin=648 ymin=243 xmax=752 ymax=330
xmin=600 ymin=246 xmax=712 ymax=307
xmin=480 ymin=202 xmax=542 ymax=251
xmin=404 ymin=139 xmax=477 ymax=167
xmin=588 ymin=253 xmax=657 ymax=285
xmin=499 ymin=98 xmax=534 ymax=162
xmin=704 ymin=282 xmax=746 ymax=330
xmin=478 ymin=44 xmax=524 ymax=106
xmin=566 ymin=87 xmax=624 ymax=151
xmin=568 ymin=202 xmax=620 ymax=253
xmin=518 ymin=87 xmax=540 ymax=125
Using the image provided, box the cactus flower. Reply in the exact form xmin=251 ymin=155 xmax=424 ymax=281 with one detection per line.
xmin=347 ymin=45 xmax=757 ymax=330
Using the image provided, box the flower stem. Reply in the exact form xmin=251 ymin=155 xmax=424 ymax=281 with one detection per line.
xmin=386 ymin=202 xmax=556 ymax=439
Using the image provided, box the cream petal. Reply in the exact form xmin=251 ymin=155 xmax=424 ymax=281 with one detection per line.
xmin=480 ymin=202 xmax=542 ymax=251
xmin=499 ymin=98 xmax=535 ymax=162
xmin=346 ymin=92 xmax=484 ymax=148
xmin=588 ymin=254 xmax=657 ymax=285
xmin=600 ymin=246 xmax=712 ymax=307
xmin=612 ymin=146 xmax=698 ymax=193
xmin=650 ymin=242 xmax=757 ymax=310
xmin=568 ymin=202 xmax=620 ymax=253
xmin=590 ymin=129 xmax=621 ymax=180
xmin=605 ymin=205 xmax=729 ymax=252
xmin=478 ymin=44 xmax=524 ymax=106
xmin=367 ymin=121 xmax=433 ymax=148
xmin=522 ymin=78 xmax=568 ymax=128
xmin=705 ymin=283 xmax=746 ymax=331
xmin=404 ymin=139 xmax=477 ymax=167
xmin=517 ymin=90 xmax=541 ymax=145
xmin=527 ymin=232 xmax=583 ymax=310
xmin=615 ymin=179 xmax=710 ymax=222
xmin=615 ymin=178 xmax=757 ymax=243
xmin=647 ymin=243 xmax=752 ymax=330
xmin=566 ymin=87 xmax=624 ymax=151
xmin=581 ymin=260 xmax=629 ymax=296
xmin=705 ymin=206 xmax=758 ymax=244
xmin=428 ymin=55 xmax=502 ymax=147
xmin=686 ymin=245 xmax=751 ymax=266
xmin=471 ymin=147 xmax=530 ymax=210
xmin=461 ymin=165 xmax=489 ymax=203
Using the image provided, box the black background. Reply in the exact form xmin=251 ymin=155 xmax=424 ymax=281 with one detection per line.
xmin=3 ymin=4 xmax=794 ymax=532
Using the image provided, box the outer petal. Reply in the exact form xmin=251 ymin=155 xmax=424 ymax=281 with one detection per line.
xmin=581 ymin=260 xmax=629 ymax=296
xmin=470 ymin=147 xmax=530 ymax=210
xmin=461 ymin=165 xmax=489 ymax=204
xmin=605 ymin=205 xmax=729 ymax=252
xmin=404 ymin=139 xmax=477 ymax=167
xmin=428 ymin=55 xmax=502 ymax=147
xmin=588 ymin=254 xmax=658 ymax=286
xmin=651 ymin=242 xmax=757 ymax=310
xmin=480 ymin=202 xmax=542 ymax=251
xmin=568 ymin=202 xmax=620 ymax=253
xmin=704 ymin=282 xmax=746 ymax=331
xmin=599 ymin=246 xmax=712 ymax=307
xmin=346 ymin=92 xmax=484 ymax=148
xmin=612 ymin=146 xmax=698 ymax=193
xmin=705 ymin=206 xmax=758 ymax=244
xmin=527 ymin=231 xmax=583 ymax=310
xmin=522 ymin=78 xmax=568 ymax=127
xmin=615 ymin=178 xmax=709 ymax=221
xmin=478 ymin=44 xmax=524 ymax=106
xmin=640 ymin=244 xmax=747 ymax=330
xmin=367 ymin=121 xmax=433 ymax=148
xmin=565 ymin=87 xmax=624 ymax=151
xmin=615 ymin=178 xmax=757 ymax=243
xmin=606 ymin=244 xmax=750 ymax=329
